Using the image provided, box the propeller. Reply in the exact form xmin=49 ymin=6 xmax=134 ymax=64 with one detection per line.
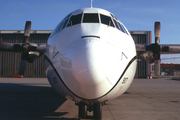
xmin=146 ymin=22 xmax=161 ymax=76
xmin=0 ymin=21 xmax=46 ymax=77
xmin=18 ymin=21 xmax=31 ymax=75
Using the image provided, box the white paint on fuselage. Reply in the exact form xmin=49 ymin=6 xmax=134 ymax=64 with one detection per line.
xmin=45 ymin=8 xmax=137 ymax=103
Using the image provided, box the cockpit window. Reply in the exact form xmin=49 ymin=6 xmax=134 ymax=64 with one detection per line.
xmin=110 ymin=13 xmax=119 ymax=21
xmin=100 ymin=14 xmax=114 ymax=27
xmin=120 ymin=24 xmax=129 ymax=35
xmin=111 ymin=14 xmax=129 ymax=36
xmin=83 ymin=13 xmax=99 ymax=23
xmin=51 ymin=13 xmax=72 ymax=36
xmin=64 ymin=13 xmax=72 ymax=21
xmin=50 ymin=11 xmax=129 ymax=38
xmin=67 ymin=13 xmax=82 ymax=27
xmin=62 ymin=19 xmax=69 ymax=29
xmin=118 ymin=22 xmax=129 ymax=35
xmin=113 ymin=19 xmax=121 ymax=31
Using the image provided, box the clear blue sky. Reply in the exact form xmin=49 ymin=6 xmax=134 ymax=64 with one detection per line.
xmin=0 ymin=0 xmax=180 ymax=63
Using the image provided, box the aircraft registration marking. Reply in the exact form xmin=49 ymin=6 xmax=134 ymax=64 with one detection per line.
xmin=122 ymin=77 xmax=128 ymax=84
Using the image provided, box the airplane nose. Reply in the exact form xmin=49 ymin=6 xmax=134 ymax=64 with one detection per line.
xmin=61 ymin=38 xmax=122 ymax=99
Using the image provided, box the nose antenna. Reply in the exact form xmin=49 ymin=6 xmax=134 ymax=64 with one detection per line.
xmin=91 ymin=0 xmax=93 ymax=8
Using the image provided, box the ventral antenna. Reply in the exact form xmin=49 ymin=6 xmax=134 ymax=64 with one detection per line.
xmin=91 ymin=0 xmax=93 ymax=8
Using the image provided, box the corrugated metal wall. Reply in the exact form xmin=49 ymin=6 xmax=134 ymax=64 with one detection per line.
xmin=0 ymin=33 xmax=50 ymax=77
xmin=131 ymin=31 xmax=152 ymax=78
xmin=0 ymin=31 xmax=151 ymax=78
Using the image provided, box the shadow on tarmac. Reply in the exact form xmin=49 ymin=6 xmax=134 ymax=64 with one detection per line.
xmin=0 ymin=83 xmax=76 ymax=120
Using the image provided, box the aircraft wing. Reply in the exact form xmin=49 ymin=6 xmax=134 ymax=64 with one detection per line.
xmin=159 ymin=44 xmax=180 ymax=54
xmin=136 ymin=44 xmax=180 ymax=76
xmin=136 ymin=44 xmax=180 ymax=55
xmin=0 ymin=42 xmax=46 ymax=53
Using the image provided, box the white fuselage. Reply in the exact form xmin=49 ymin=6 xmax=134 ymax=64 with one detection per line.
xmin=45 ymin=8 xmax=137 ymax=103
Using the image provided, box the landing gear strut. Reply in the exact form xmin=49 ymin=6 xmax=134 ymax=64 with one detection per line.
xmin=77 ymin=102 xmax=102 ymax=120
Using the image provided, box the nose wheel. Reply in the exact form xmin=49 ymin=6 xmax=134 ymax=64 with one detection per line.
xmin=78 ymin=102 xmax=102 ymax=120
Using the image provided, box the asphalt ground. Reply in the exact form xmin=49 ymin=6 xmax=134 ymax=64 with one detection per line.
xmin=0 ymin=77 xmax=179 ymax=120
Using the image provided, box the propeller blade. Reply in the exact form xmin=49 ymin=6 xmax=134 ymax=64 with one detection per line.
xmin=18 ymin=59 xmax=26 ymax=75
xmin=18 ymin=51 xmax=29 ymax=75
xmin=23 ymin=21 xmax=31 ymax=44
xmin=154 ymin=59 xmax=161 ymax=76
xmin=24 ymin=21 xmax=31 ymax=37
xmin=155 ymin=22 xmax=161 ymax=44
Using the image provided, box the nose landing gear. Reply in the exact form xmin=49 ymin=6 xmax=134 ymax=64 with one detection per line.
xmin=77 ymin=102 xmax=102 ymax=120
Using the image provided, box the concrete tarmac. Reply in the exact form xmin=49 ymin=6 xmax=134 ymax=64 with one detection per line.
xmin=0 ymin=77 xmax=180 ymax=120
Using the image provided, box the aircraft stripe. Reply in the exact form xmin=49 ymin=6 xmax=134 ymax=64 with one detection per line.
xmin=44 ymin=55 xmax=137 ymax=101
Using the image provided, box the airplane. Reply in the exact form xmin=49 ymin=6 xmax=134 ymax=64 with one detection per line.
xmin=1 ymin=6 xmax=180 ymax=120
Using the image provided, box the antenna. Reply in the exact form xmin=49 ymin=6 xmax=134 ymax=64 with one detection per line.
xmin=91 ymin=0 xmax=93 ymax=8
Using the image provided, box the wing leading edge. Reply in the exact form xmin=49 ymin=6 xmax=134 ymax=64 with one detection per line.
xmin=136 ymin=44 xmax=180 ymax=54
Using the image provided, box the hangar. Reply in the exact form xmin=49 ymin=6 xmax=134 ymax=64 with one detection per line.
xmin=0 ymin=30 xmax=151 ymax=78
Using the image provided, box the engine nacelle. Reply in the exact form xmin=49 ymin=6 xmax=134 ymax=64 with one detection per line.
xmin=26 ymin=51 xmax=40 ymax=63
xmin=140 ymin=51 xmax=155 ymax=63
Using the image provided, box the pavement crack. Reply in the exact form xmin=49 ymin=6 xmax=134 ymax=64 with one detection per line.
xmin=106 ymin=104 xmax=115 ymax=120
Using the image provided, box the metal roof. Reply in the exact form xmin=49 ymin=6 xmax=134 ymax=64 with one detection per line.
xmin=0 ymin=30 xmax=53 ymax=34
